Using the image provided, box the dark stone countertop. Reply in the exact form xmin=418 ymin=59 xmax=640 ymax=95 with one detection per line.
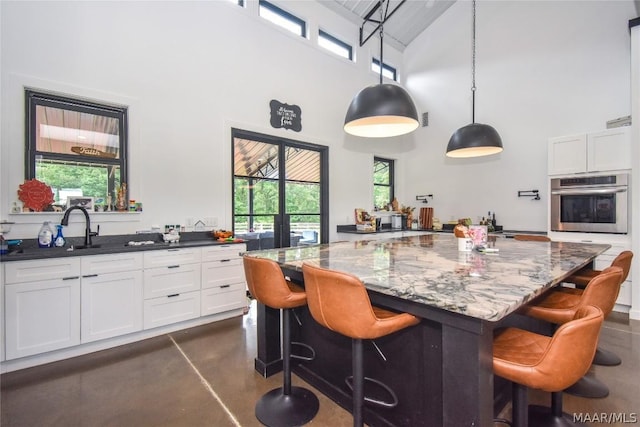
xmin=0 ymin=232 xmax=245 ymax=262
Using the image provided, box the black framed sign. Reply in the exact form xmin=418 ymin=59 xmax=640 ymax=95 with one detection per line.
xmin=269 ymin=100 xmax=301 ymax=132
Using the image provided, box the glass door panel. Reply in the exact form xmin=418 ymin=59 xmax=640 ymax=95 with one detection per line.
xmin=233 ymin=129 xmax=327 ymax=251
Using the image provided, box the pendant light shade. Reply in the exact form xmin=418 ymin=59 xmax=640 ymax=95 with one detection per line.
xmin=446 ymin=123 xmax=503 ymax=158
xmin=446 ymin=0 xmax=503 ymax=158
xmin=344 ymin=83 xmax=419 ymax=138
xmin=344 ymin=0 xmax=419 ymax=138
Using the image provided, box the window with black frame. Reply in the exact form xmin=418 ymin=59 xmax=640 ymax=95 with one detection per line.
xmin=25 ymin=89 xmax=128 ymax=210
xmin=374 ymin=157 xmax=394 ymax=210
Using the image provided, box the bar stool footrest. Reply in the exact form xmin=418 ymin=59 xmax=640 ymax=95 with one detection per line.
xmin=345 ymin=375 xmax=399 ymax=408
xmin=528 ymin=404 xmax=588 ymax=427
xmin=290 ymin=341 xmax=316 ymax=362
xmin=255 ymin=386 xmax=320 ymax=427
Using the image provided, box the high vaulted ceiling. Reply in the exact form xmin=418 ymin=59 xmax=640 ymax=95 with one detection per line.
xmin=316 ymin=0 xmax=456 ymax=52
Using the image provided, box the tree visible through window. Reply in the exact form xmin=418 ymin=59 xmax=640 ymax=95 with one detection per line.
xmin=25 ymin=90 xmax=128 ymax=209
xmin=374 ymin=157 xmax=394 ymax=209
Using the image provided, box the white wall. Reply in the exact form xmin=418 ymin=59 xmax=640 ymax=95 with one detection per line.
xmin=403 ymin=0 xmax=636 ymax=230
xmin=1 ymin=0 xmax=637 ymax=241
xmin=0 ymin=0 xmax=410 ymax=241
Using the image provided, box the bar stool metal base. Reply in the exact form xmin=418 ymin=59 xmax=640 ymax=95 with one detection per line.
xmin=564 ymin=375 xmax=609 ymax=398
xmin=528 ymin=405 xmax=587 ymax=427
xmin=593 ymin=347 xmax=622 ymax=366
xmin=255 ymin=386 xmax=319 ymax=427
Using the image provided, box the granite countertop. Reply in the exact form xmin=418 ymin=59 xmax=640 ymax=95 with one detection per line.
xmin=246 ymin=234 xmax=608 ymax=322
xmin=0 ymin=232 xmax=244 ymax=262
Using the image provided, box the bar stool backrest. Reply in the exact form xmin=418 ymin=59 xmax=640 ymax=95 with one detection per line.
xmin=513 ymin=234 xmax=551 ymax=242
xmin=612 ymin=250 xmax=633 ymax=283
xmin=243 ymin=256 xmax=306 ymax=309
xmin=302 ymin=263 xmax=380 ymax=339
xmin=578 ymin=266 xmax=623 ymax=317
xmin=495 ymin=305 xmax=603 ymax=392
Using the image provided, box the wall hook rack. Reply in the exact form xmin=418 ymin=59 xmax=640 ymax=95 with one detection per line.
xmin=518 ymin=190 xmax=540 ymax=201
xmin=416 ymin=194 xmax=433 ymax=204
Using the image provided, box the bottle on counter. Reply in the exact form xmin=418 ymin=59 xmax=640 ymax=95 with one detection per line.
xmin=38 ymin=221 xmax=55 ymax=248
xmin=54 ymin=224 xmax=66 ymax=247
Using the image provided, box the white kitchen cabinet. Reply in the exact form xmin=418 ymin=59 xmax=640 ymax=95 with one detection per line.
xmin=5 ymin=258 xmax=81 ymax=359
xmin=201 ymin=244 xmax=247 ymax=316
xmin=143 ymin=292 xmax=201 ymax=330
xmin=548 ymin=127 xmax=631 ymax=175
xmin=80 ymin=253 xmax=143 ymax=343
xmin=143 ymin=248 xmax=202 ymax=329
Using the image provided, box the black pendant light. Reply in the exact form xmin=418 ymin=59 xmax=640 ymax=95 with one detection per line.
xmin=344 ymin=0 xmax=419 ymax=138
xmin=446 ymin=0 xmax=503 ymax=158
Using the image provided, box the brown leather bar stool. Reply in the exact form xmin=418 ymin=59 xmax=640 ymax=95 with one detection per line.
xmin=243 ymin=256 xmax=319 ymax=427
xmin=561 ymin=250 xmax=633 ymax=366
xmin=513 ymin=234 xmax=551 ymax=242
xmin=520 ymin=266 xmax=623 ymax=399
xmin=301 ymin=262 xmax=419 ymax=427
xmin=494 ymin=305 xmax=604 ymax=427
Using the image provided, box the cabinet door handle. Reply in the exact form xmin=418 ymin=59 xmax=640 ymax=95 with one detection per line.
xmin=167 ymin=265 xmax=180 ymax=269
xmin=220 ymin=259 xmax=231 ymax=262
xmin=62 ymin=276 xmax=80 ymax=280
xmin=167 ymin=293 xmax=180 ymax=298
xmin=220 ymin=284 xmax=231 ymax=289
xmin=168 ymin=248 xmax=180 ymax=252
xmin=82 ymin=274 xmax=98 ymax=278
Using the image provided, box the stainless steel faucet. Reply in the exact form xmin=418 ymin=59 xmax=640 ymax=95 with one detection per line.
xmin=61 ymin=206 xmax=99 ymax=247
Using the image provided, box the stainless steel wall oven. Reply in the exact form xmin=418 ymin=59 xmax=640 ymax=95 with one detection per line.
xmin=550 ymin=173 xmax=629 ymax=234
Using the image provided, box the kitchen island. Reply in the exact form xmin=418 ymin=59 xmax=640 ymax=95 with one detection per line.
xmin=246 ymin=234 xmax=609 ymax=427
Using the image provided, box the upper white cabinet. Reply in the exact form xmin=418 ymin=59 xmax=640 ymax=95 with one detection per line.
xmin=548 ymin=127 xmax=631 ymax=175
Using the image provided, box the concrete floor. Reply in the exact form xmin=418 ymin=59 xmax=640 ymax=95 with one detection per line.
xmin=1 ymin=302 xmax=639 ymax=426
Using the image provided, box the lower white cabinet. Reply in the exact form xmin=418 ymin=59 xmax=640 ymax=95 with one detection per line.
xmin=2 ymin=243 xmax=247 ymax=364
xmin=201 ymin=282 xmax=246 ymax=315
xmin=81 ymin=270 xmax=143 ymax=343
xmin=201 ymin=244 xmax=247 ymax=316
xmin=143 ymin=291 xmax=201 ymax=330
xmin=143 ymin=248 xmax=202 ymax=329
xmin=81 ymin=253 xmax=144 ymax=343
xmin=5 ymin=277 xmax=81 ymax=359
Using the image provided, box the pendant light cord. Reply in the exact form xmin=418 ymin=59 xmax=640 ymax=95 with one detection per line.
xmin=471 ymin=0 xmax=477 ymax=124
xmin=378 ymin=1 xmax=389 ymax=85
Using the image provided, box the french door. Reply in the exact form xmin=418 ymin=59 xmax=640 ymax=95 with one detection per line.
xmin=232 ymin=128 xmax=328 ymax=250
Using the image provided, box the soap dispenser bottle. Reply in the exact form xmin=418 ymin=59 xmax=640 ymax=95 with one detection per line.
xmin=38 ymin=221 xmax=55 ymax=248
xmin=54 ymin=224 xmax=65 ymax=247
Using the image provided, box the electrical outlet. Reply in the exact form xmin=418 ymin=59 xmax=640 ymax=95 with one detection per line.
xmin=211 ymin=217 xmax=218 ymax=227
xmin=186 ymin=217 xmax=194 ymax=227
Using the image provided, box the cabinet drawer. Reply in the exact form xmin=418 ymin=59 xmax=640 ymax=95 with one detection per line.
xmin=201 ymin=259 xmax=245 ymax=290
xmin=201 ymin=244 xmax=246 ymax=262
xmin=5 ymin=258 xmax=81 ymax=284
xmin=143 ymin=247 xmax=201 ymax=268
xmin=143 ymin=264 xmax=201 ymax=299
xmin=5 ymin=278 xmax=81 ymax=359
xmin=201 ymin=283 xmax=246 ymax=316
xmin=81 ymin=253 xmax=143 ymax=275
xmin=143 ymin=291 xmax=200 ymax=329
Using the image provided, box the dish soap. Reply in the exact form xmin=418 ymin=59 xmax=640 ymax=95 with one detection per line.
xmin=37 ymin=221 xmax=55 ymax=248
xmin=53 ymin=224 xmax=65 ymax=247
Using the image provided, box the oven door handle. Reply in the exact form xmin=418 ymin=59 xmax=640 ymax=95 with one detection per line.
xmin=551 ymin=187 xmax=627 ymax=195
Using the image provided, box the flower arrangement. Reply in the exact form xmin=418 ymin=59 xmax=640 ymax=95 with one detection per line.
xmin=17 ymin=179 xmax=54 ymax=212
